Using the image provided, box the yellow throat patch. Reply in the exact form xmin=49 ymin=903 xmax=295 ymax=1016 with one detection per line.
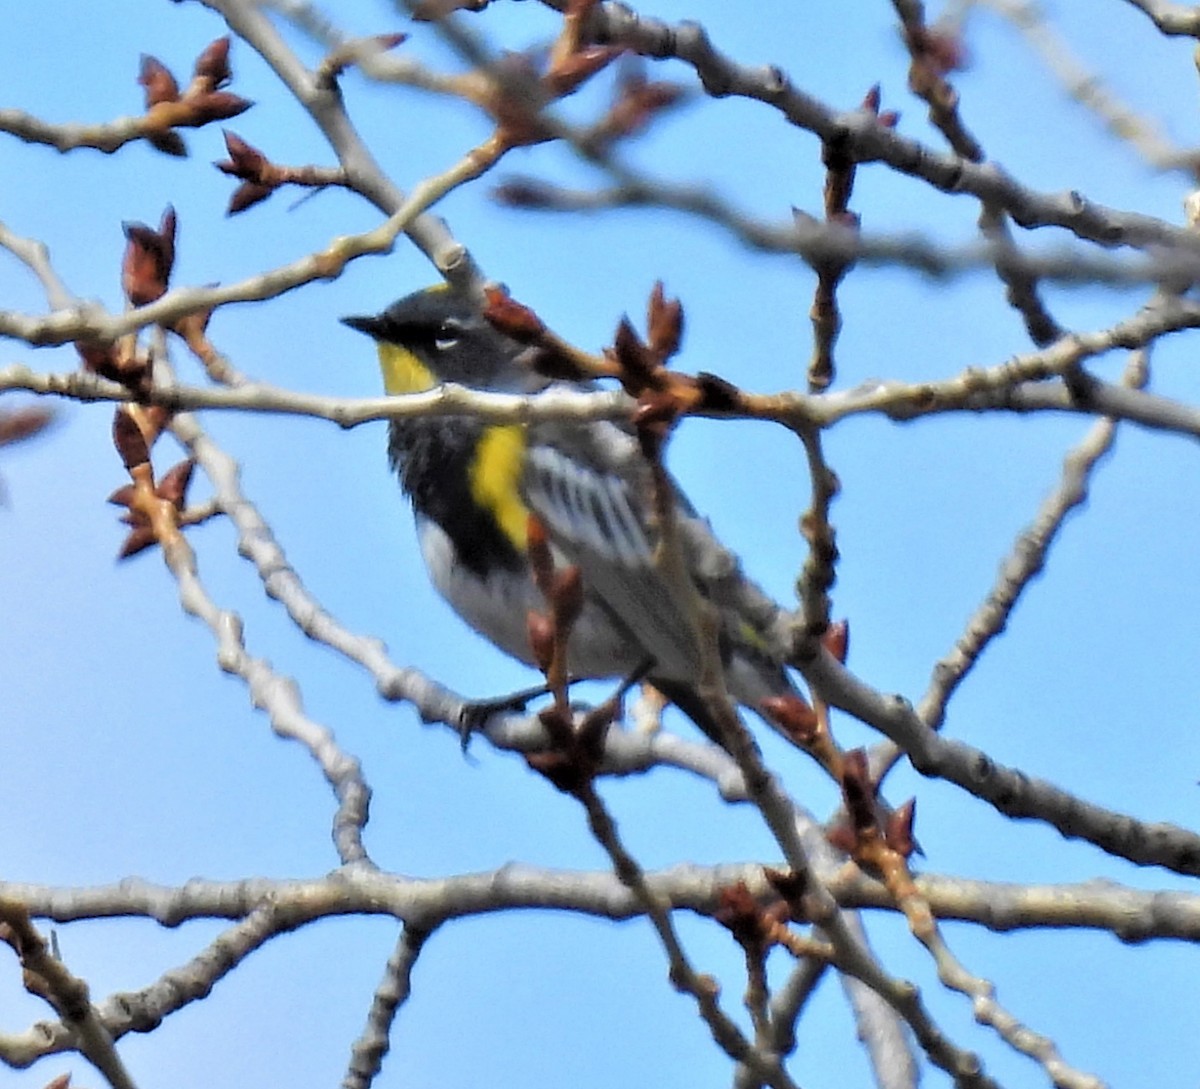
xmin=378 ymin=341 xmax=435 ymax=396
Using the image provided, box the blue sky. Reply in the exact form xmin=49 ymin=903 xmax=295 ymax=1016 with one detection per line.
xmin=3 ymin=2 xmax=1200 ymax=1087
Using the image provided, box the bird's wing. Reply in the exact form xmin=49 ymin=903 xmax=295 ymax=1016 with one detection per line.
xmin=521 ymin=420 xmax=704 ymax=683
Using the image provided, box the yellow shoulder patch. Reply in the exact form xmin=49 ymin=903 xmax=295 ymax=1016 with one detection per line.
xmin=470 ymin=425 xmax=530 ymax=552
xmin=378 ymin=342 xmax=435 ymax=396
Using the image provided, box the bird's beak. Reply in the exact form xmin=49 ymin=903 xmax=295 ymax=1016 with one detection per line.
xmin=340 ymin=314 xmax=380 ymax=337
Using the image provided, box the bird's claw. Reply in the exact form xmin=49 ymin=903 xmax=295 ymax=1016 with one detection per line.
xmin=454 ymin=682 xmax=557 ymax=751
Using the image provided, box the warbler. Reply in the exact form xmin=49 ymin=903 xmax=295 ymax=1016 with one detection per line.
xmin=342 ymin=285 xmax=803 ymax=751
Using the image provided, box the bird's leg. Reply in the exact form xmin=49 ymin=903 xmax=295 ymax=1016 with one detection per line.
xmin=454 ymin=674 xmax=607 ymax=751
xmin=611 ymin=657 xmax=656 ymax=704
xmin=454 ymin=682 xmax=558 ymax=751
xmin=455 ymin=657 xmax=654 ymax=751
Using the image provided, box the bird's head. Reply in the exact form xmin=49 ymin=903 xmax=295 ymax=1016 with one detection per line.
xmin=342 ymin=285 xmax=529 ymax=396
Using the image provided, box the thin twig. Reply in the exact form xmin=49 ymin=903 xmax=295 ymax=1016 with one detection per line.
xmin=0 ymin=898 xmax=139 ymax=1089
xmin=1 ymin=904 xmax=285 ymax=1066
xmin=574 ymin=783 xmax=802 ymax=1089
xmin=0 ymin=223 xmax=75 ymax=311
xmin=795 ymin=428 xmax=839 ymax=638
xmin=979 ymin=202 xmax=1064 ymax=347
xmin=982 ymin=0 xmax=1200 ymax=174
xmin=343 ymin=924 xmax=433 ymax=1089
xmin=916 ymin=342 xmax=1151 ymax=731
xmin=892 ymin=0 xmax=984 ymax=160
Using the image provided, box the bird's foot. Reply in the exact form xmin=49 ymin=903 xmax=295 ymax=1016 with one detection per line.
xmin=454 ymin=683 xmax=557 ymax=751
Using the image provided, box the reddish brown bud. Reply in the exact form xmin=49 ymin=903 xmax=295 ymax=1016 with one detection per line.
xmin=215 ymin=130 xmax=268 ymax=179
xmin=77 ymin=342 xmax=118 ymax=380
xmin=610 ymin=316 xmax=657 ymax=394
xmin=491 ymin=179 xmax=557 ymax=209
xmin=122 ymin=239 xmax=164 ymax=306
xmin=839 ymin=748 xmax=879 ymax=833
xmin=157 ymin=459 xmax=196 ymax=506
xmin=118 ymin=525 xmax=159 ymax=560
xmin=822 ymin=619 xmax=849 ymax=664
xmin=715 ymin=881 xmax=758 ymax=920
xmin=526 ymin=610 xmax=556 ymax=673
xmin=527 ymin=706 xmax=596 ymax=792
xmin=159 ymin=204 xmax=179 ymax=254
xmin=885 ymin=798 xmax=918 ymax=859
xmin=760 ymin=694 xmax=820 ymax=745
xmin=714 ymin=882 xmax=768 ymax=950
xmin=764 ymin=867 xmax=807 ymax=905
xmin=638 ymin=81 xmax=686 ymax=112
xmin=138 ymin=55 xmax=179 ymax=107
xmin=227 ymin=181 xmax=274 ymax=216
xmin=482 ymin=286 xmax=546 ymax=343
xmin=194 ymin=91 xmax=253 ymax=122
xmin=0 ymin=406 xmax=55 ymax=448
xmin=551 ymin=565 xmax=584 ymax=628
xmin=547 ymin=45 xmax=621 ymax=97
xmin=107 ymin=483 xmax=136 ymax=507
xmin=694 ymin=372 xmax=742 ymax=413
xmin=878 ymin=110 xmax=901 ymax=128
xmin=112 ymin=409 xmax=150 ymax=471
xmin=841 ymin=746 xmax=870 ymax=787
xmin=86 ymin=343 xmax=150 ymax=394
xmin=121 ymin=206 xmax=176 ymax=307
xmin=862 ymin=84 xmax=881 ymax=113
xmin=597 ymin=72 xmax=690 ymax=144
xmin=148 ymin=131 xmax=188 ymax=158
xmin=526 ymin=749 xmax=586 ymax=793
xmin=527 ymin=512 xmax=555 ymax=596
xmin=826 ymin=821 xmax=856 ymax=854
xmin=919 ymin=26 xmax=969 ymax=75
xmin=646 ymin=280 xmax=683 ymax=360
xmin=194 ymin=37 xmax=232 ymax=88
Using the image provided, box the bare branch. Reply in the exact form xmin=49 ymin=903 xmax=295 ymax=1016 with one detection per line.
xmin=0 ymin=898 xmax=138 ymax=1089
xmin=801 ymin=650 xmax=1200 ymax=877
xmin=343 ymin=924 xmax=432 ymax=1089
xmin=983 ymin=0 xmax=1200 ymax=174
xmin=552 ymin=2 xmax=1199 ymax=252
xmin=917 ymin=344 xmax=1151 ymax=730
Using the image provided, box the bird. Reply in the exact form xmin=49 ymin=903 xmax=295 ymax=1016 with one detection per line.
xmin=341 ymin=284 xmax=804 ymax=753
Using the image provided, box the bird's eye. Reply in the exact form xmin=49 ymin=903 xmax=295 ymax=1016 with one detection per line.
xmin=434 ymin=321 xmax=462 ymax=352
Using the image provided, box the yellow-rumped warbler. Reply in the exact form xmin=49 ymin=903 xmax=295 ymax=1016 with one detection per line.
xmin=342 ymin=286 xmax=804 ymax=750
